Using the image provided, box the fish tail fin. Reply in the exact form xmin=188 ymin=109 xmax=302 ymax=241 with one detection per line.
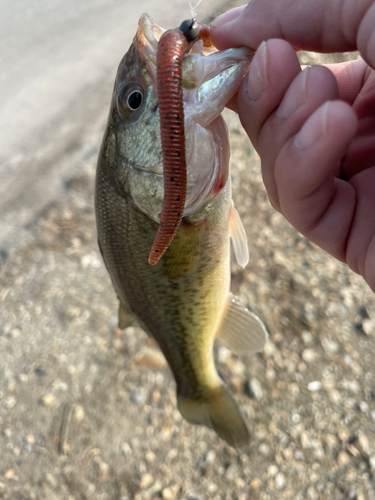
xmin=178 ymin=383 xmax=250 ymax=448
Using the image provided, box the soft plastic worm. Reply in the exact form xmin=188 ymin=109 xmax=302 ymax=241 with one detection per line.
xmin=148 ymin=21 xmax=212 ymax=265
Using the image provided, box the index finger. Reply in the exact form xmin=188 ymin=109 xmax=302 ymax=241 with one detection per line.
xmin=211 ymin=0 xmax=375 ymax=69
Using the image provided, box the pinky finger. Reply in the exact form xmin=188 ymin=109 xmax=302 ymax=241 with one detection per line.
xmin=274 ymin=100 xmax=358 ymax=261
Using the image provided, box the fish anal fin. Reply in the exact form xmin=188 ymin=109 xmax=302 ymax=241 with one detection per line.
xmin=229 ymin=204 xmax=249 ymax=269
xmin=178 ymin=383 xmax=250 ymax=448
xmin=217 ymin=292 xmax=268 ymax=356
xmin=118 ymin=302 xmax=135 ymax=330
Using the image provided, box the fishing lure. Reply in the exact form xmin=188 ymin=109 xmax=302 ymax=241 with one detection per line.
xmin=148 ymin=19 xmax=212 ymax=265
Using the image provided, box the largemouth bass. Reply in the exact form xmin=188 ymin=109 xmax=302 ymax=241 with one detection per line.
xmin=95 ymin=14 xmax=268 ymax=447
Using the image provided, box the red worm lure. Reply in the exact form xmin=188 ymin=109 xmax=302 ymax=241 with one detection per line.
xmin=148 ymin=19 xmax=212 ymax=266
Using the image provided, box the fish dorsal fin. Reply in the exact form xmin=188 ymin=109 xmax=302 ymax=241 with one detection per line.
xmin=217 ymin=293 xmax=268 ymax=356
xmin=229 ymin=205 xmax=249 ymax=269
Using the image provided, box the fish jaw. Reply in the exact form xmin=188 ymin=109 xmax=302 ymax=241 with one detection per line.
xmin=123 ymin=14 xmax=252 ymax=220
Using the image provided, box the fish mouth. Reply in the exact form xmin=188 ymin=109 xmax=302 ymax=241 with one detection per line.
xmin=134 ymin=14 xmax=252 ymax=216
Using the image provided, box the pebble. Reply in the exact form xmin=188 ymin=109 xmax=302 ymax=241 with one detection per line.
xmin=96 ymin=460 xmax=109 ymax=479
xmin=246 ymin=378 xmax=263 ymax=400
xmin=329 ymin=389 xmax=341 ymax=404
xmin=145 ymin=451 xmax=156 ymax=464
xmin=66 ymin=305 xmax=82 ymax=319
xmin=301 ymin=432 xmax=313 ymax=449
xmin=205 ymin=450 xmax=216 ymax=463
xmin=139 ymin=473 xmax=154 ymax=490
xmin=302 ymin=331 xmax=313 ymax=344
xmin=343 ymin=354 xmax=353 ymax=366
xmin=250 ymin=478 xmax=261 ymax=489
xmin=74 ymin=404 xmax=85 ymax=422
xmin=130 ymin=389 xmax=147 ymax=405
xmin=275 ymin=472 xmax=286 ymax=490
xmin=26 ymin=434 xmax=35 ymax=445
xmin=362 ymin=318 xmax=374 ymax=335
xmin=225 ymin=463 xmax=238 ymax=481
xmin=338 ymin=451 xmax=350 ymax=466
xmin=307 ymin=381 xmax=322 ymax=392
xmin=187 ymin=494 xmax=203 ymax=500
xmin=325 ymin=434 xmax=338 ymax=450
xmin=321 ymin=337 xmax=339 ymax=353
xmin=217 ymin=346 xmax=231 ymax=363
xmin=40 ymin=393 xmax=56 ymax=406
xmin=359 ymin=401 xmax=369 ymax=413
xmin=5 ymin=396 xmax=16 ymax=409
xmin=307 ymin=486 xmax=318 ymax=500
xmin=4 ymin=469 xmax=14 ymax=479
xmin=34 ymin=365 xmax=46 ymax=377
xmin=357 ymin=433 xmax=370 ymax=454
xmin=291 ymin=413 xmax=300 ymax=424
xmin=228 ymin=359 xmax=246 ymax=376
xmin=122 ymin=442 xmax=132 ymax=456
xmin=161 ymin=484 xmax=179 ymax=500
xmin=18 ymin=373 xmax=28 ymax=383
xmin=302 ymin=348 xmax=318 ymax=363
xmin=342 ymin=379 xmax=360 ymax=394
xmin=267 ymin=465 xmax=279 ymax=477
xmin=45 ymin=473 xmax=58 ymax=488
xmin=258 ymin=443 xmax=270 ymax=456
xmin=207 ymin=483 xmax=218 ymax=493
xmin=283 ymin=448 xmax=293 ymax=460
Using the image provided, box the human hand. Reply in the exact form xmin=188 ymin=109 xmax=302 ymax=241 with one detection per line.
xmin=211 ymin=1 xmax=375 ymax=292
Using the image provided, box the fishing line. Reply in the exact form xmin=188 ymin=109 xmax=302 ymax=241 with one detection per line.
xmin=188 ymin=0 xmax=203 ymax=19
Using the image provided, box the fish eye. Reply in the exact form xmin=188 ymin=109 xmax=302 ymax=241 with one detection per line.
xmin=127 ymin=90 xmax=143 ymax=110
xmin=117 ymin=84 xmax=145 ymax=117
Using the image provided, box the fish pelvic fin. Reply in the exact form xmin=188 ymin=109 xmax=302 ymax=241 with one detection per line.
xmin=217 ymin=293 xmax=268 ymax=356
xmin=178 ymin=383 xmax=250 ymax=448
xmin=229 ymin=204 xmax=249 ymax=269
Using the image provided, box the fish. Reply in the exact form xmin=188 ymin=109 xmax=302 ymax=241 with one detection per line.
xmin=95 ymin=14 xmax=268 ymax=448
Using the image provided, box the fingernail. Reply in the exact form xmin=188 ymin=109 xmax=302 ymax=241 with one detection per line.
xmin=276 ymin=68 xmax=309 ymax=119
xmin=247 ymin=41 xmax=267 ymax=100
xmin=294 ymin=102 xmax=330 ymax=150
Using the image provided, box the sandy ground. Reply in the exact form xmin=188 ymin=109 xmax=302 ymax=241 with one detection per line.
xmin=1 ymin=3 xmax=375 ymax=500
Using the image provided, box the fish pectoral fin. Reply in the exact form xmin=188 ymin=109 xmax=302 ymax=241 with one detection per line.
xmin=118 ymin=302 xmax=135 ymax=330
xmin=178 ymin=383 xmax=250 ymax=448
xmin=229 ymin=204 xmax=249 ymax=269
xmin=217 ymin=292 xmax=268 ymax=356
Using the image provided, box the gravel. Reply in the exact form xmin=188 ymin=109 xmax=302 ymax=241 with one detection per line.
xmin=0 ymin=3 xmax=373 ymax=500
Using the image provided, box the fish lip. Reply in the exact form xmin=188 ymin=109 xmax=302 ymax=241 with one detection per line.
xmin=134 ymin=14 xmax=252 ymax=92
